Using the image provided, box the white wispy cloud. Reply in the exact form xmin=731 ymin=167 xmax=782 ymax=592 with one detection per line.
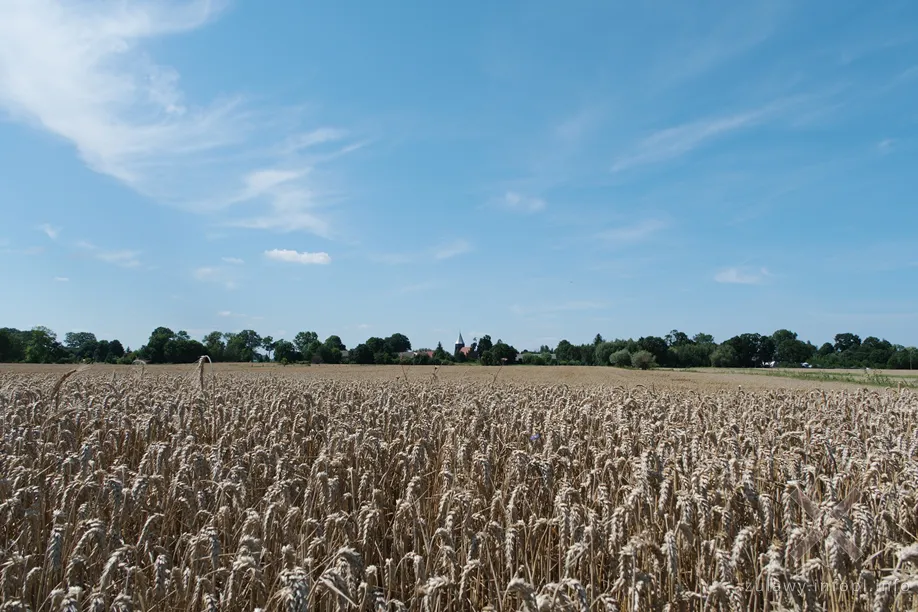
xmin=611 ymin=108 xmax=770 ymax=172
xmin=76 ymin=241 xmax=141 ymax=268
xmin=280 ymin=128 xmax=349 ymax=154
xmin=877 ymin=139 xmax=895 ymax=154
xmin=390 ymin=281 xmax=442 ymax=296
xmin=0 ymin=1 xmax=356 ymax=238
xmin=501 ymin=191 xmax=546 ymax=213
xmin=216 ymin=310 xmax=262 ymax=320
xmin=0 ymin=1 xmax=235 ymax=187
xmin=54 ymin=276 xmax=69 ymax=282
xmin=222 ymin=166 xmax=338 ymax=236
xmin=38 ymin=224 xmax=61 ymax=240
xmin=1 ymin=245 xmax=44 ymax=256
xmin=370 ymin=253 xmax=415 ymax=265
xmin=434 ymin=240 xmax=472 ymax=260
xmin=221 ymin=256 xmax=244 ymax=265
xmin=597 ymin=218 xmax=670 ymax=245
xmin=193 ymin=266 xmax=238 ymax=289
xmin=264 ymin=249 xmax=331 ymax=265
xmin=554 ymin=108 xmax=601 ymax=145
xmin=714 ymin=266 xmax=772 ymax=285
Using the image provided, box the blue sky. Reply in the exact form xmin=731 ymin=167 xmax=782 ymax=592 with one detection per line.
xmin=1 ymin=0 xmax=916 ymax=352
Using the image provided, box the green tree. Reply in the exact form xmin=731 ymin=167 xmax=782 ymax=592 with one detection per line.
xmin=108 ymin=339 xmax=126 ymax=360
xmin=164 ymin=337 xmax=207 ymax=363
xmin=225 ymin=330 xmax=262 ymax=362
xmin=365 ymin=337 xmax=387 ymax=356
xmin=317 ymin=335 xmax=345 ymax=364
xmin=665 ymin=330 xmax=691 ymax=347
xmin=64 ymin=331 xmax=98 ymax=360
xmin=670 ymin=343 xmax=715 ymax=367
xmin=273 ymin=339 xmax=298 ymax=363
xmin=889 ymin=347 xmax=918 ymax=370
xmin=262 ymin=336 xmax=275 ymax=360
xmin=385 ymin=333 xmax=411 ymax=354
xmin=834 ymin=333 xmax=861 ymax=353
xmin=351 ymin=343 xmax=374 ymax=364
xmin=555 ymin=340 xmax=575 ymax=363
xmin=477 ymin=335 xmax=493 ymax=356
xmin=593 ymin=333 xmax=604 ymax=346
xmin=610 ymin=349 xmax=632 ymax=367
xmin=93 ymin=340 xmax=110 ymax=363
xmin=775 ymin=337 xmax=815 ymax=364
xmin=520 ymin=352 xmax=547 ymax=366
xmin=433 ymin=342 xmax=450 ymax=361
xmin=142 ymin=327 xmax=175 ymax=363
xmin=638 ymin=336 xmax=669 ymax=366
xmin=489 ymin=340 xmax=518 ymax=364
xmin=203 ymin=331 xmax=226 ymax=361
xmin=724 ymin=333 xmax=769 ymax=367
xmin=860 ymin=336 xmax=893 ymax=367
xmin=26 ymin=326 xmax=63 ymax=363
xmin=692 ymin=333 xmax=715 ymax=345
xmin=711 ymin=344 xmax=738 ymax=367
xmin=0 ymin=328 xmax=26 ymax=362
xmin=294 ymin=331 xmax=320 ymax=356
xmin=594 ymin=342 xmax=616 ymax=367
xmin=631 ymin=350 xmax=656 ymax=370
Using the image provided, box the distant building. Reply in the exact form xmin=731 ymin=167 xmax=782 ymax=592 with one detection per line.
xmin=454 ymin=332 xmax=465 ymax=357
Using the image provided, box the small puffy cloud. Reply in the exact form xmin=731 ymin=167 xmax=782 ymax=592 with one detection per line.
xmin=221 ymin=256 xmax=244 ymax=264
xmin=501 ymin=191 xmax=546 ymax=213
xmin=54 ymin=276 xmax=69 ymax=282
xmin=714 ymin=266 xmax=772 ymax=284
xmin=264 ymin=249 xmax=331 ymax=264
xmin=217 ymin=310 xmax=232 ymax=317
xmin=434 ymin=240 xmax=472 ymax=260
xmin=38 ymin=224 xmax=61 ymax=240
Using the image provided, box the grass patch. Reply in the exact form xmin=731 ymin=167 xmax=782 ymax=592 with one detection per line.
xmin=689 ymin=367 xmax=918 ymax=389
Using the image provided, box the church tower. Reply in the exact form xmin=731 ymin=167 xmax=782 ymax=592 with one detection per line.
xmin=454 ymin=331 xmax=465 ymax=357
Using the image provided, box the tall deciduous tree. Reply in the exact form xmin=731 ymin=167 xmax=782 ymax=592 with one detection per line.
xmin=203 ymin=331 xmax=226 ymax=361
xmin=64 ymin=331 xmax=98 ymax=360
xmin=385 ymin=333 xmax=411 ymax=354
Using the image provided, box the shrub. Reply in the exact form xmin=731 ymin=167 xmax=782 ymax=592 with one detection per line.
xmin=631 ymin=350 xmax=656 ymax=370
xmin=610 ymin=349 xmax=632 ymax=368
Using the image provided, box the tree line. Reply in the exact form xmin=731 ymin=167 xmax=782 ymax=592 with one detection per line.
xmin=0 ymin=325 xmax=915 ymax=370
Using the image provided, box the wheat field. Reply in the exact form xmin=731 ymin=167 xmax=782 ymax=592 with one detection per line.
xmin=1 ymin=365 xmax=917 ymax=611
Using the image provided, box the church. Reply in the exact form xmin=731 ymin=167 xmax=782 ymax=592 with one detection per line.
xmin=454 ymin=332 xmax=473 ymax=358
